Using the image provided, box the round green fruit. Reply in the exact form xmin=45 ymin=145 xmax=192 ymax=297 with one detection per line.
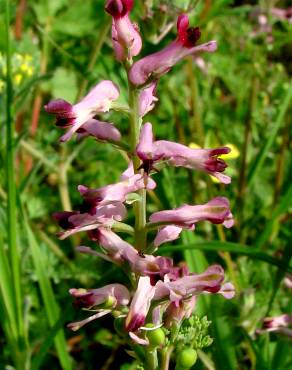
xmin=145 ymin=323 xmax=165 ymax=347
xmin=177 ymin=348 xmax=197 ymax=368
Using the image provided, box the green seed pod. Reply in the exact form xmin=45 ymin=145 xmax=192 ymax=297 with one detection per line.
xmin=177 ymin=348 xmax=197 ymax=368
xmin=145 ymin=323 xmax=165 ymax=347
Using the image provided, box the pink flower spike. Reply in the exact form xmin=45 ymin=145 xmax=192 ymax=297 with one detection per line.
xmin=76 ymin=119 xmax=121 ymax=142
xmin=139 ymin=82 xmax=158 ymax=117
xmin=126 ymin=276 xmax=155 ymax=332
xmin=149 ymin=197 xmax=234 ymax=229
xmin=105 ymin=0 xmax=142 ymax=61
xmin=154 ymin=225 xmax=183 ymax=247
xmin=45 ymin=80 xmax=119 ymax=142
xmin=129 ymin=14 xmax=217 ymax=86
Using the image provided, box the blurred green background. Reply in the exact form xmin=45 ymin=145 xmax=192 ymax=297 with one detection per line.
xmin=0 ymin=0 xmax=291 ymax=369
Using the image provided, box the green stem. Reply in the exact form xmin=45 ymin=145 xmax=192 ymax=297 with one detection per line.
xmin=5 ymin=0 xmax=28 ymax=365
xmin=145 ymin=349 xmax=158 ymax=370
xmin=127 ymin=81 xmax=147 ymax=251
xmin=161 ymin=346 xmax=173 ymax=370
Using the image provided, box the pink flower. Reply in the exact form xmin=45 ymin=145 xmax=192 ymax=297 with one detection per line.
xmin=129 ymin=14 xmax=217 ymax=86
xmin=153 ymin=225 xmax=183 ymax=247
xmin=76 ymin=119 xmax=121 ymax=142
xmin=136 ymin=123 xmax=231 ymax=184
xmin=138 ymin=81 xmax=158 ymax=117
xmin=149 ymin=196 xmax=234 ymax=227
xmin=126 ymin=276 xmax=156 ymax=332
xmin=54 ymin=202 xmax=126 ymax=239
xmin=69 ymin=284 xmax=130 ymax=308
xmin=105 ymin=0 xmax=142 ymax=61
xmin=45 ymin=80 xmax=119 ymax=142
xmin=89 ymin=228 xmax=173 ymax=280
xmin=125 ymin=265 xmax=234 ymax=333
xmin=257 ymin=314 xmax=292 ymax=338
xmin=68 ymin=283 xmax=130 ymax=331
xmin=78 ymin=174 xmax=152 ymax=211
xmin=154 ymin=265 xmax=226 ymax=302
xmin=150 ymin=197 xmax=234 ymax=241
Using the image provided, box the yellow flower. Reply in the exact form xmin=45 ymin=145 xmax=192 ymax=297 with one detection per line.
xmin=14 ymin=73 xmax=23 ymax=85
xmin=219 ymin=144 xmax=239 ymax=160
xmin=20 ymin=63 xmax=33 ymax=76
xmin=188 ymin=142 xmax=201 ymax=149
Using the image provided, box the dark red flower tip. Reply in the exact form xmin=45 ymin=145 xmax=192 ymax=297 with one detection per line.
xmin=177 ymin=14 xmax=201 ymax=48
xmin=210 ymin=147 xmax=231 ymax=156
xmin=53 ymin=211 xmax=78 ymax=229
xmin=203 ymin=285 xmax=221 ymax=293
xmin=44 ymin=99 xmax=72 ymax=114
xmin=72 ymin=292 xmax=95 ymax=308
xmin=205 ymin=158 xmax=227 ymax=172
xmin=126 ymin=314 xmax=145 ymax=332
xmin=105 ymin=0 xmax=133 ymax=18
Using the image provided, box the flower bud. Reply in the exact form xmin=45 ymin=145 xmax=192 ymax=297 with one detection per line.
xmin=145 ymin=323 xmax=165 ymax=347
xmin=177 ymin=348 xmax=197 ymax=368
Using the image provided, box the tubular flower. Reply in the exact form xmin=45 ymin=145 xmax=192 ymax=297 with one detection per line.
xmin=68 ymin=283 xmax=130 ymax=331
xmin=136 ymin=123 xmax=231 ymax=184
xmin=126 ymin=276 xmax=156 ymax=332
xmin=89 ymin=228 xmax=173 ymax=280
xmin=45 ymin=80 xmax=119 ymax=142
xmin=150 ymin=197 xmax=234 ymax=231
xmin=76 ymin=119 xmax=121 ymax=142
xmin=54 ymin=202 xmax=127 ymax=240
xmin=150 ymin=197 xmax=234 ymax=244
xmin=78 ymin=174 xmax=153 ymax=211
xmin=257 ymin=314 xmax=292 ymax=338
xmin=138 ymin=81 xmax=158 ymax=117
xmin=129 ymin=14 xmax=217 ymax=86
xmin=105 ymin=0 xmax=142 ymax=61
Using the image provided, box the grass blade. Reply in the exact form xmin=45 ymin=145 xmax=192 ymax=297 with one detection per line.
xmin=24 ymin=214 xmax=73 ymax=370
xmin=5 ymin=0 xmax=28 ymax=361
xmin=247 ymin=84 xmax=292 ymax=187
xmin=255 ymin=185 xmax=292 ymax=249
xmin=31 ymin=306 xmax=72 ymax=370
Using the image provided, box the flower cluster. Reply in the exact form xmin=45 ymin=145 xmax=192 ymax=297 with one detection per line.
xmin=46 ymin=1 xmax=235 ymax=367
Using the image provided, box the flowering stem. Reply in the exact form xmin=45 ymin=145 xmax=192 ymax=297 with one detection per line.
xmin=161 ymin=346 xmax=173 ymax=370
xmin=128 ymin=81 xmax=147 ymax=251
xmin=145 ymin=349 xmax=158 ymax=370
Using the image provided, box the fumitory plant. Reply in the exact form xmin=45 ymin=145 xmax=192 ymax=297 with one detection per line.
xmin=45 ymin=1 xmax=235 ymax=368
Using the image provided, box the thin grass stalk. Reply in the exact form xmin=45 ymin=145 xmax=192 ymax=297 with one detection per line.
xmin=5 ymin=0 xmax=27 ymax=359
xmin=273 ymin=119 xmax=289 ymax=205
xmin=247 ymin=83 xmax=292 ymax=186
xmin=237 ymin=76 xmax=259 ymax=239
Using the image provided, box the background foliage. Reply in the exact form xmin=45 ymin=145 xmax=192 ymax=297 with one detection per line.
xmin=0 ymin=0 xmax=291 ymax=369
